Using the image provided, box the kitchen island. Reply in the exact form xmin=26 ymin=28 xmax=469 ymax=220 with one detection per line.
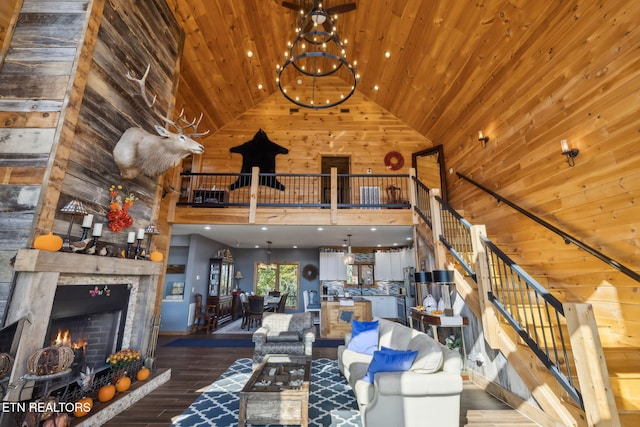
xmin=320 ymin=297 xmax=372 ymax=338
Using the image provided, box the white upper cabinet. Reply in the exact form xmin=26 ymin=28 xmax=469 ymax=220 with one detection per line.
xmin=374 ymin=247 xmax=415 ymax=281
xmin=319 ymin=252 xmax=348 ymax=280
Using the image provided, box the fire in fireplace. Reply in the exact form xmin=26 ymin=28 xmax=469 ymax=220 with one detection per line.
xmin=46 ymin=284 xmax=131 ymax=372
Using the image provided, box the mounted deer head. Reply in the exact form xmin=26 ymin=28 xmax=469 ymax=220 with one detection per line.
xmin=113 ymin=64 xmax=209 ymax=179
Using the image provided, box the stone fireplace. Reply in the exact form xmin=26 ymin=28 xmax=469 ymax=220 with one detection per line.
xmin=5 ymin=249 xmax=165 ymax=402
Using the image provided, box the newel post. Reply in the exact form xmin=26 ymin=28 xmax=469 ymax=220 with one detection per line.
xmin=428 ymin=188 xmax=447 ymax=269
xmin=564 ymin=303 xmax=620 ymax=427
xmin=470 ymin=224 xmax=500 ymax=348
xmin=248 ymin=166 xmax=260 ymax=223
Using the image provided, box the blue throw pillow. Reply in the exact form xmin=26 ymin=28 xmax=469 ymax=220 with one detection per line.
xmin=347 ymin=319 xmax=379 ymax=355
xmin=362 ymin=348 xmax=418 ymax=383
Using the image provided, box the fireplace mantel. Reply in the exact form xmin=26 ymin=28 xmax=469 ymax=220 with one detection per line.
xmin=13 ymin=249 xmax=163 ymax=275
xmin=5 ymin=250 xmax=163 ymax=401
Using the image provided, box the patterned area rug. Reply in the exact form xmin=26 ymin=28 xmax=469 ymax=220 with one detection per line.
xmin=171 ymin=358 xmax=361 ymax=427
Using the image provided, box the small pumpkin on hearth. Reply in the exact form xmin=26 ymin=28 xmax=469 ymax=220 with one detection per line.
xmin=115 ymin=376 xmax=131 ymax=392
xmin=33 ymin=232 xmax=63 ymax=252
xmin=73 ymin=396 xmax=93 ymax=417
xmin=136 ymin=367 xmax=150 ymax=381
xmin=149 ymin=251 xmax=163 ymax=262
xmin=97 ymin=384 xmax=116 ymax=402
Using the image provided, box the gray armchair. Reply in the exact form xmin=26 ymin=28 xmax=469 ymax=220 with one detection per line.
xmin=252 ymin=312 xmax=316 ymax=364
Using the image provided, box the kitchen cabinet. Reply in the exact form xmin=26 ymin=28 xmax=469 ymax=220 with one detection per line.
xmin=364 ymin=296 xmax=398 ymax=319
xmin=208 ymin=257 xmax=234 ymax=325
xmin=319 ymin=252 xmax=347 ymax=280
xmin=374 ymin=248 xmax=415 ymax=281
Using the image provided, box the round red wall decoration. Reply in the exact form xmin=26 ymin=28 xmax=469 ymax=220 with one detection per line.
xmin=384 ymin=151 xmax=404 ymax=170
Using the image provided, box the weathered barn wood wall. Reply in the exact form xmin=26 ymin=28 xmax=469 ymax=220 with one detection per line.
xmin=0 ymin=0 xmax=89 ymax=321
xmin=0 ymin=0 xmax=182 ymax=320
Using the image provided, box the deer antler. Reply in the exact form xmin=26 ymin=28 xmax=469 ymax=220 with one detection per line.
xmin=173 ymin=109 xmax=210 ymax=138
xmin=125 ymin=64 xmax=209 ymax=138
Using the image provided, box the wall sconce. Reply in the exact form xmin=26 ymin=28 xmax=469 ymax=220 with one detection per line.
xmin=478 ymin=131 xmax=489 ymax=148
xmin=560 ymin=139 xmax=579 ymax=167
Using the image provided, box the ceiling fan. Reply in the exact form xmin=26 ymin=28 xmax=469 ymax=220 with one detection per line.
xmin=282 ymin=0 xmax=356 ymax=32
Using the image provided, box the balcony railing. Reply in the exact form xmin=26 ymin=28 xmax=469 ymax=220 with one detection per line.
xmin=177 ymin=170 xmax=411 ymax=210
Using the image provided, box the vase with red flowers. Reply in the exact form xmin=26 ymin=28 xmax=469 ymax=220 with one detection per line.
xmin=107 ymin=185 xmax=135 ymax=232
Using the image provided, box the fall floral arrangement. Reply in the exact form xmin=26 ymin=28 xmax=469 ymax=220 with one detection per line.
xmin=107 ymin=184 xmax=135 ymax=232
xmin=106 ymin=348 xmax=141 ymax=370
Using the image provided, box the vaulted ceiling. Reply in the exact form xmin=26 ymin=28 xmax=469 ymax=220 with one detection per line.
xmin=165 ymin=0 xmax=556 ymax=139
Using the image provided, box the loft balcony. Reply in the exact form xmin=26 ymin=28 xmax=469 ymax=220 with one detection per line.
xmin=171 ymin=167 xmax=419 ymax=227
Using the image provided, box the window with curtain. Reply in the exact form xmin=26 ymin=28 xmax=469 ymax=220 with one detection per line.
xmin=255 ymin=262 xmax=299 ymax=309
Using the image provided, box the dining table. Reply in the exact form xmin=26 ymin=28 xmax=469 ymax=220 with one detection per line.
xmin=264 ymin=296 xmax=281 ymax=311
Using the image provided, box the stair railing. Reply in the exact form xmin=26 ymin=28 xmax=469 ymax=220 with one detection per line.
xmin=456 ymin=172 xmax=640 ymax=283
xmin=414 ymin=182 xmax=619 ymax=425
xmin=481 ymin=235 xmax=583 ymax=408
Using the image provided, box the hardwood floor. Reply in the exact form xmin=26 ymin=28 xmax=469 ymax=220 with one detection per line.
xmin=101 ymin=332 xmax=537 ymax=427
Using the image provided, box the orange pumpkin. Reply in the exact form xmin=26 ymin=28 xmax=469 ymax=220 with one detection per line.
xmin=73 ymin=397 xmax=93 ymax=417
xmin=136 ymin=367 xmax=150 ymax=381
xmin=149 ymin=251 xmax=163 ymax=262
xmin=115 ymin=376 xmax=131 ymax=392
xmin=97 ymin=384 xmax=116 ymax=402
xmin=33 ymin=232 xmax=63 ymax=252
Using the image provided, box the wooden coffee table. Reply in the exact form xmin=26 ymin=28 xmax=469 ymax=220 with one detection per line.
xmin=239 ymin=355 xmax=311 ymax=427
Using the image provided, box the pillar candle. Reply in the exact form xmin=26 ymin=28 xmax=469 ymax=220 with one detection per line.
xmin=82 ymin=214 xmax=94 ymax=228
xmin=127 ymin=231 xmax=136 ymax=243
xmin=92 ymin=223 xmax=102 ymax=237
xmin=137 ymin=228 xmax=145 ymax=240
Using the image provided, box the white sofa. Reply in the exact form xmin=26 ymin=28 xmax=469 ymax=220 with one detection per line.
xmin=337 ymin=318 xmax=463 ymax=427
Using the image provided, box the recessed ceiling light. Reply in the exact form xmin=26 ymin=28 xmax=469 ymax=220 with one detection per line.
xmin=370 ymin=227 xmax=377 ymax=231
xmin=261 ymin=227 xmax=268 ymax=230
xmin=257 ymin=83 xmax=263 ymax=90
xmin=247 ymin=50 xmax=253 ymax=57
xmin=292 ymin=245 xmax=298 ymax=249
xmin=373 ymin=85 xmax=379 ymax=91
xmin=393 ymin=243 xmax=398 ymax=246
xmin=255 ymin=245 xmax=260 ymax=248
xmin=376 ymin=244 xmax=382 ymax=247
xmin=406 ymin=237 xmax=412 ymax=240
xmin=384 ymin=51 xmax=391 ymax=58
xmin=204 ymin=226 xmax=211 ymax=230
xmin=317 ymin=227 xmax=323 ymax=231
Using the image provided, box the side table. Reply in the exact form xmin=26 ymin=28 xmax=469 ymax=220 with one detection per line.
xmin=410 ymin=309 xmax=468 ymax=371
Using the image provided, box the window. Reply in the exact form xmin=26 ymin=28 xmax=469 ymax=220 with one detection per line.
xmin=255 ymin=262 xmax=299 ymax=309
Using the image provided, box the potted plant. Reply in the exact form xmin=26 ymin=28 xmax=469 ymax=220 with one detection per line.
xmin=445 ymin=335 xmax=462 ymax=352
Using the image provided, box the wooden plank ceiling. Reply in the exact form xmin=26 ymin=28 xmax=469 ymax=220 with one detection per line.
xmin=164 ymin=0 xmax=556 ymax=136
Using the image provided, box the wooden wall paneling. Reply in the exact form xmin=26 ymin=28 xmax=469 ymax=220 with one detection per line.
xmin=51 ymin=0 xmax=183 ymax=246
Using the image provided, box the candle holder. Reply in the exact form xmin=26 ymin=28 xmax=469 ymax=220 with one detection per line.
xmin=60 ymin=199 xmax=88 ymax=246
xmin=144 ymin=224 xmax=160 ymax=258
xmin=135 ymin=237 xmax=143 ymax=259
xmin=126 ymin=242 xmax=134 ymax=259
xmin=80 ymin=226 xmax=90 ymax=240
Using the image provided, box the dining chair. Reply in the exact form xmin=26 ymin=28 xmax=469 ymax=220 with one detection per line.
xmin=276 ymin=293 xmax=288 ymax=313
xmin=246 ymin=295 xmax=265 ymax=330
xmin=192 ymin=293 xmax=217 ymax=333
xmin=239 ymin=292 xmax=249 ymax=329
xmin=303 ymin=290 xmax=321 ymax=330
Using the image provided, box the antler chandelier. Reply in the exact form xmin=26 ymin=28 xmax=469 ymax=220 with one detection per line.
xmin=276 ymin=3 xmax=358 ymax=109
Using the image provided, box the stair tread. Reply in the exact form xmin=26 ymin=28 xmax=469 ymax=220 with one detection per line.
xmin=465 ymin=409 xmax=540 ymax=425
